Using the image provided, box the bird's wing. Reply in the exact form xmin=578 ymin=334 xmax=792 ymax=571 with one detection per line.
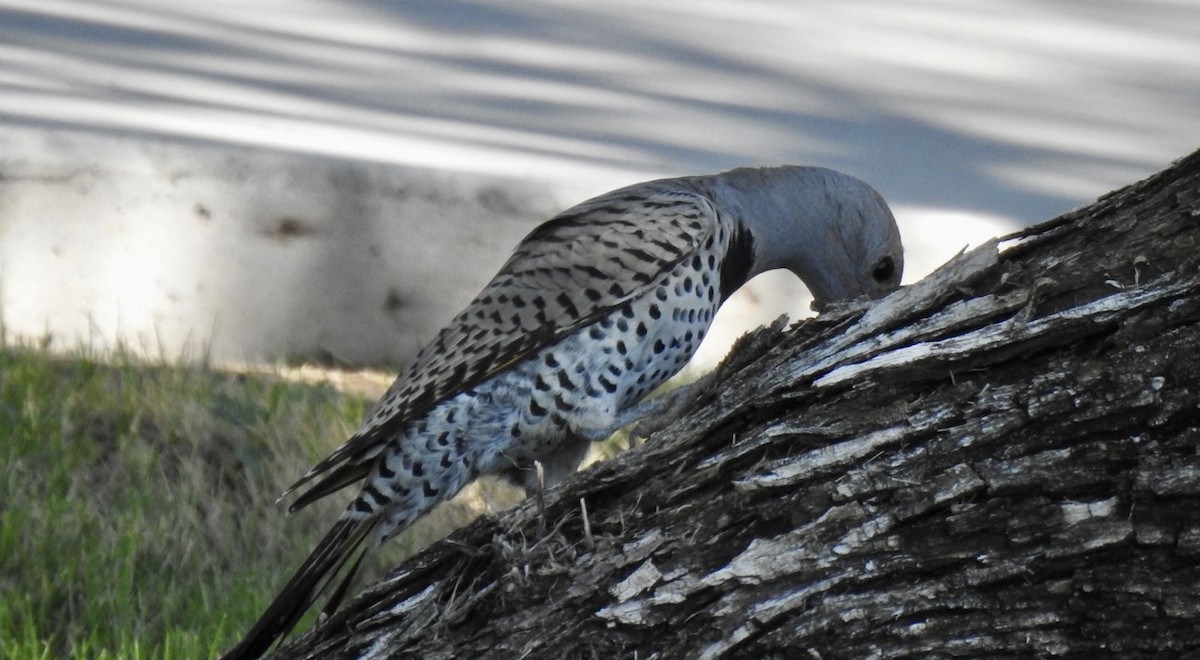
xmin=283 ymin=184 xmax=720 ymax=508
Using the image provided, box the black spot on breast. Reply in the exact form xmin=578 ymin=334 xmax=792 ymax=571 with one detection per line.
xmin=557 ymin=370 xmax=576 ymax=390
xmin=377 ymin=460 xmax=396 ymax=479
xmin=648 ymin=304 xmax=661 ymax=319
xmin=720 ymin=224 xmax=756 ymax=301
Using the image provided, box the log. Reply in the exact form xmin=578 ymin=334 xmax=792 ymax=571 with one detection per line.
xmin=276 ymin=150 xmax=1200 ymax=659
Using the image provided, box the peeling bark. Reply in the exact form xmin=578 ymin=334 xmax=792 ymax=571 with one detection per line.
xmin=276 ymin=150 xmax=1200 ymax=659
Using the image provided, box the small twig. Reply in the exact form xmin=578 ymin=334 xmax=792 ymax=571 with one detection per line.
xmin=580 ymin=497 xmax=594 ymax=550
xmin=534 ymin=460 xmax=546 ymax=530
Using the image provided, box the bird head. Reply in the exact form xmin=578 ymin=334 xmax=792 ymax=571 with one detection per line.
xmin=703 ymin=166 xmax=904 ymax=311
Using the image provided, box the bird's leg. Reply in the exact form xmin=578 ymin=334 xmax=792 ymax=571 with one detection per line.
xmin=576 ymin=371 xmax=717 ymax=444
xmin=518 ymin=434 xmax=592 ymax=495
xmin=626 ymin=372 xmax=715 ymax=439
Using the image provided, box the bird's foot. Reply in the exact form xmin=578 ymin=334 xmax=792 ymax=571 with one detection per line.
xmin=624 ymin=376 xmax=708 ymax=440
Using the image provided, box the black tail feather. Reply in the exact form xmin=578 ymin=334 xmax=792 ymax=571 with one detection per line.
xmin=221 ymin=517 xmax=377 ymax=660
xmin=321 ymin=540 xmax=371 ymax=620
xmin=286 ymin=462 xmax=372 ymax=513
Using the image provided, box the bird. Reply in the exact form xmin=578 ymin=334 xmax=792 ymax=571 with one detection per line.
xmin=222 ymin=165 xmax=904 ymax=659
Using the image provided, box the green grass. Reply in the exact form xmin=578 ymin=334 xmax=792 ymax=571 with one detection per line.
xmin=0 ymin=343 xmax=386 ymax=659
xmin=0 ymin=338 xmax=678 ymax=659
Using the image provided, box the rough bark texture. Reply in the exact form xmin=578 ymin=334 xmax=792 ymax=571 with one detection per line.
xmin=276 ymin=150 xmax=1200 ymax=659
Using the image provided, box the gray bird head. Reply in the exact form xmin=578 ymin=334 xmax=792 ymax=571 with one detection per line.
xmin=697 ymin=166 xmax=904 ymax=310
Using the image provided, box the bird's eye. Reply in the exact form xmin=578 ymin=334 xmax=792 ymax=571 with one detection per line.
xmin=871 ymin=255 xmax=895 ymax=282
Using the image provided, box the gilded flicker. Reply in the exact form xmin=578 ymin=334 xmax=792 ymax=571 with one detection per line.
xmin=223 ymin=166 xmax=904 ymax=659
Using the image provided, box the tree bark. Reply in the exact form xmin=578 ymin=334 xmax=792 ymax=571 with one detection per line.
xmin=276 ymin=150 xmax=1200 ymax=659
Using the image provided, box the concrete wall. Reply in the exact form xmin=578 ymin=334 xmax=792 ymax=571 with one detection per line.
xmin=0 ymin=130 xmax=558 ymax=366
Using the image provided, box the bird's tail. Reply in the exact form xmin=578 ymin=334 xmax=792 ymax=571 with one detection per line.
xmin=221 ymin=515 xmax=378 ymax=660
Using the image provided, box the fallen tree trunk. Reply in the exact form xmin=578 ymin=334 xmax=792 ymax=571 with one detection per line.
xmin=277 ymin=150 xmax=1200 ymax=659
